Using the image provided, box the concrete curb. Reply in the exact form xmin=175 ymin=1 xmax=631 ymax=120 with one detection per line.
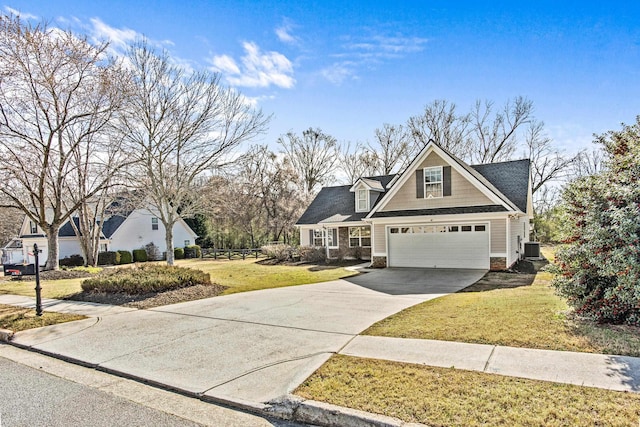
xmin=0 ymin=328 xmax=14 ymax=342
xmin=267 ymin=394 xmax=426 ymax=427
xmin=6 ymin=342 xmax=420 ymax=427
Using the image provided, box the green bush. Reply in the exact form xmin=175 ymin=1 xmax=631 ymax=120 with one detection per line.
xmin=174 ymin=247 xmax=185 ymax=259
xmin=97 ymin=251 xmax=120 ymax=266
xmin=59 ymin=254 xmax=85 ymax=267
xmin=117 ymin=250 xmax=132 ymax=264
xmin=132 ymin=249 xmax=147 ymax=262
xmin=81 ymin=264 xmax=211 ymax=294
xmin=184 ymin=245 xmax=202 ymax=259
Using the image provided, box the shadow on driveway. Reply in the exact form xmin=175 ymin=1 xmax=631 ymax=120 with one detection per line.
xmin=344 ymin=268 xmax=487 ymax=296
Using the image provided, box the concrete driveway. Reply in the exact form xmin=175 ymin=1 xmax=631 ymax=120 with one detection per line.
xmin=11 ymin=268 xmax=486 ymax=405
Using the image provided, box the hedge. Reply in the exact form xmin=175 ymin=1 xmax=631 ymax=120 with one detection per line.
xmin=81 ymin=264 xmax=211 ymax=294
xmin=60 ymin=254 xmax=84 ymax=267
xmin=132 ymin=249 xmax=148 ymax=262
xmin=97 ymin=251 xmax=120 ymax=266
xmin=184 ymin=245 xmax=201 ymax=259
xmin=174 ymin=247 xmax=185 ymax=259
xmin=117 ymin=250 xmax=132 ymax=264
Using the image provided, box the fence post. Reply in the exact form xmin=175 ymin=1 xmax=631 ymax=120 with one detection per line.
xmin=228 ymin=250 xmax=231 ymax=260
xmin=255 ymin=249 xmax=258 ymax=259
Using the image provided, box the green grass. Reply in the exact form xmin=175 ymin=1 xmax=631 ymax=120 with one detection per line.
xmin=0 ymin=277 xmax=87 ymax=299
xmin=296 ymin=355 xmax=640 ymax=427
xmin=0 ymin=258 xmax=358 ymax=299
xmin=174 ymin=258 xmax=358 ymax=294
xmin=364 ymin=253 xmax=640 ymax=356
xmin=0 ymin=304 xmax=86 ymax=332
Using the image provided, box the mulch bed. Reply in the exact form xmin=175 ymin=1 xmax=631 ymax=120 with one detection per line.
xmin=66 ymin=283 xmax=228 ymax=310
xmin=15 ymin=270 xmax=94 ymax=281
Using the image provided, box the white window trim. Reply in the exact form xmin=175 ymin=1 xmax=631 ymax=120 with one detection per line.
xmin=151 ymin=217 xmax=159 ymax=230
xmin=424 ymin=166 xmax=443 ymax=199
xmin=355 ymin=188 xmax=370 ymax=212
xmin=349 ymin=226 xmax=371 ymax=248
xmin=312 ymin=228 xmax=339 ymax=248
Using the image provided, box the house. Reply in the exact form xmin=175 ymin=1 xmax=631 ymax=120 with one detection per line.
xmin=2 ymin=202 xmax=198 ymax=265
xmin=296 ymin=140 xmax=532 ymax=270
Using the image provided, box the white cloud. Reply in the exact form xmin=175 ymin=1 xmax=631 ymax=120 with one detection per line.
xmin=89 ymin=18 xmax=139 ymax=51
xmin=320 ymin=62 xmax=357 ymax=85
xmin=4 ymin=6 xmax=38 ymax=20
xmin=210 ymin=41 xmax=295 ymax=89
xmin=275 ymin=20 xmax=298 ymax=44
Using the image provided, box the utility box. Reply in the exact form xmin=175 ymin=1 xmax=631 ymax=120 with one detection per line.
xmin=524 ymin=242 xmax=541 ymax=258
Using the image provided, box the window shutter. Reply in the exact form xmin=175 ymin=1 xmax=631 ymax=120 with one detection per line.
xmin=416 ymin=169 xmax=424 ymax=198
xmin=443 ymin=166 xmax=452 ymax=196
xmin=332 ymin=229 xmax=338 ymax=246
xmin=309 ymin=230 xmax=314 ymax=245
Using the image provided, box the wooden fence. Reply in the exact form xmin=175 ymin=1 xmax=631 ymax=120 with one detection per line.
xmin=201 ymin=248 xmax=262 ymax=260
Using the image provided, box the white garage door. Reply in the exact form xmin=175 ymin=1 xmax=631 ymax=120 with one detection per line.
xmin=388 ymin=224 xmax=489 ymax=269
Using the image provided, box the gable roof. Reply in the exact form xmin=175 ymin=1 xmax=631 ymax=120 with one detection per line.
xmin=470 ymin=159 xmax=530 ymax=213
xmin=58 ymin=214 xmax=127 ymax=238
xmin=297 ymin=142 xmax=531 ymax=226
xmin=296 ymin=175 xmax=395 ymax=225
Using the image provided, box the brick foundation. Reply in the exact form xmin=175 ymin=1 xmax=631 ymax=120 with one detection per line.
xmin=370 ymin=256 xmax=387 ymax=268
xmin=490 ymin=257 xmax=507 ymax=271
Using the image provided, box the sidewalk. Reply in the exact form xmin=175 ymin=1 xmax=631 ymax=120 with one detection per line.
xmin=0 ymin=294 xmax=135 ymax=317
xmin=340 ymin=335 xmax=640 ymax=393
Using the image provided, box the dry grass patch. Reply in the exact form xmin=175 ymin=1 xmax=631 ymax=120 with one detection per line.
xmin=0 ymin=304 xmax=85 ymax=332
xmin=364 ymin=260 xmax=640 ymax=356
xmin=296 ymin=355 xmax=640 ymax=427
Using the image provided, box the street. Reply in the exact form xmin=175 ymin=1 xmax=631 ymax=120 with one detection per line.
xmin=0 ymin=345 xmax=304 ymax=427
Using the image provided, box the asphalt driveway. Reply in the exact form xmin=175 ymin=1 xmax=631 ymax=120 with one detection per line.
xmin=11 ymin=268 xmax=486 ymax=405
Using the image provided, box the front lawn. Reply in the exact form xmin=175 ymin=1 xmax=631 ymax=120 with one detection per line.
xmin=174 ymin=258 xmax=358 ymax=294
xmin=296 ymin=355 xmax=640 ymax=427
xmin=0 ymin=304 xmax=86 ymax=332
xmin=364 ymin=249 xmax=640 ymax=357
xmin=0 ymin=259 xmax=358 ymax=302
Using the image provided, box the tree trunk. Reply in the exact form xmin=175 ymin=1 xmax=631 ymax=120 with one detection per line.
xmin=165 ymin=222 xmax=175 ymax=266
xmin=44 ymin=225 xmax=61 ymax=270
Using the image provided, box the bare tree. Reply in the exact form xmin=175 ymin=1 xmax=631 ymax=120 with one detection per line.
xmin=571 ymin=147 xmax=606 ymax=178
xmin=468 ymin=96 xmax=533 ymax=163
xmin=525 ymin=120 xmax=579 ymax=194
xmin=0 ymin=15 xmax=129 ymax=269
xmin=369 ymin=123 xmax=412 ymax=174
xmin=121 ymin=41 xmax=268 ymax=265
xmin=407 ymin=99 xmax=471 ymax=159
xmin=278 ymin=127 xmax=338 ymax=194
xmin=0 ymin=206 xmax=23 ymax=246
xmin=338 ymin=141 xmax=378 ymax=184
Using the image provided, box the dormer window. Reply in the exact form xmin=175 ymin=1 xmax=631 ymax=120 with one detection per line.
xmin=356 ymin=188 xmax=369 ymax=212
xmin=29 ymin=221 xmax=37 ymax=234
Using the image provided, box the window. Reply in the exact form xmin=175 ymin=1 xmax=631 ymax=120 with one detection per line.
xmin=461 ymin=225 xmax=472 ymax=232
xmin=184 ymin=240 xmax=190 ymax=246
xmin=312 ymin=228 xmax=338 ymax=247
xmin=151 ymin=217 xmax=158 ymax=230
xmin=29 ymin=221 xmax=37 ymax=234
xmin=349 ymin=226 xmax=371 ymax=247
xmin=356 ymin=189 xmax=369 ymax=212
xmin=390 ymin=228 xmax=399 ymax=234
xmin=100 ymin=243 xmax=108 ymax=252
xmin=475 ymin=225 xmax=486 ymax=232
xmin=448 ymin=226 xmax=459 ymax=232
xmin=424 ymin=166 xmax=443 ymax=198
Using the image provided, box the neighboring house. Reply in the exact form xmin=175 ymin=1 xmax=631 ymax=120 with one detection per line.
xmin=2 ymin=203 xmax=198 ymax=265
xmin=296 ymin=140 xmax=532 ymax=271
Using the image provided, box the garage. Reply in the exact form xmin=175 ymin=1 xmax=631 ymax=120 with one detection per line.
xmin=387 ymin=223 xmax=490 ymax=269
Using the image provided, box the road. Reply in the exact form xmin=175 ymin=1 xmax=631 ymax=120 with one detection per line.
xmin=0 ymin=345 xmax=304 ymax=427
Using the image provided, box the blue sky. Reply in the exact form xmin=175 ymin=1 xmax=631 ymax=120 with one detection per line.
xmin=5 ymin=1 xmax=640 ymax=156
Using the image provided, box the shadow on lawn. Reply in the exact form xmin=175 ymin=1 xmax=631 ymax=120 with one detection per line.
xmin=459 ymin=259 xmax=547 ymax=293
